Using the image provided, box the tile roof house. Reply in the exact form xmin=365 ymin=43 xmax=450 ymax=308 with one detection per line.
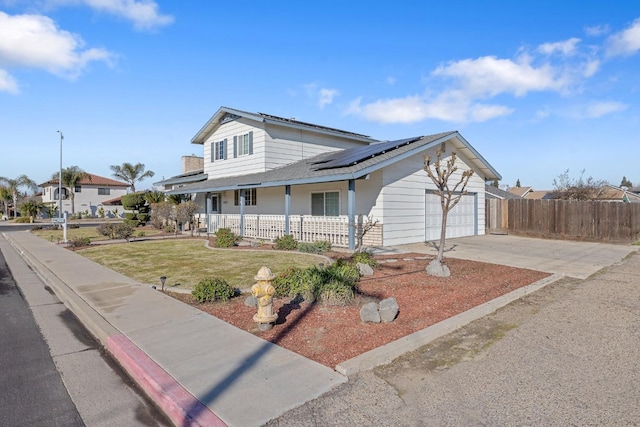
xmin=40 ymin=173 xmax=130 ymax=217
xmin=155 ymin=107 xmax=501 ymax=249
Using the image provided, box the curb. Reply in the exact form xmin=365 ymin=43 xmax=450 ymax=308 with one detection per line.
xmin=3 ymin=232 xmax=225 ymax=427
xmin=335 ymin=273 xmax=564 ymax=376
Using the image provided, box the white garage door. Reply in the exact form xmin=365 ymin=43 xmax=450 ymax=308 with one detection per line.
xmin=425 ymin=192 xmax=476 ymax=241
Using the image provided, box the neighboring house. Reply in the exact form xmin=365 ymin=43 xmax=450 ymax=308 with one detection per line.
xmin=156 ymin=106 xmax=501 ymax=249
xmin=40 ymin=173 xmax=130 ymax=217
xmin=485 ymin=185 xmax=521 ymax=200
xmin=593 ymin=184 xmax=640 ymax=203
xmin=507 ymin=186 xmax=552 ymax=200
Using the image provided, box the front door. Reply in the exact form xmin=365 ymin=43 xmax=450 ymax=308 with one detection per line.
xmin=211 ymin=194 xmax=219 ymax=214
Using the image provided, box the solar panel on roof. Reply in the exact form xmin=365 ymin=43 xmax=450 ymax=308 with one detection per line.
xmin=310 ymin=137 xmax=422 ymax=170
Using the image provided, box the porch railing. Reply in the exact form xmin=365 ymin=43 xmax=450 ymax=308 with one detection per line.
xmin=198 ymin=214 xmax=373 ymax=248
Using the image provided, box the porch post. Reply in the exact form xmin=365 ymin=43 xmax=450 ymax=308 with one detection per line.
xmin=240 ymin=189 xmax=245 ymax=237
xmin=284 ymin=185 xmax=291 ymax=235
xmin=348 ymin=179 xmax=355 ymax=250
xmin=205 ymin=192 xmax=212 ymax=234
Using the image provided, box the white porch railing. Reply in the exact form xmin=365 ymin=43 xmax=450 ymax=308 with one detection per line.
xmin=198 ymin=214 xmax=371 ymax=248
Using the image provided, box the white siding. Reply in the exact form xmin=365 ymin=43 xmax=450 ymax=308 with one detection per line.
xmin=380 ymin=145 xmax=486 ymax=246
xmin=264 ymin=126 xmax=369 ymax=170
xmin=41 ymin=184 xmax=128 ymax=217
xmin=203 ymin=118 xmax=266 ymax=179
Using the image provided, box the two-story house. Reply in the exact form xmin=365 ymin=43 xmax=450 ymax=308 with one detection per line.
xmin=156 ymin=107 xmax=501 ymax=249
xmin=40 ymin=173 xmax=130 ymax=217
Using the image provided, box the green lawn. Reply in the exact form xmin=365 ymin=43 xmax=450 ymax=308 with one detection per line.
xmin=31 ymin=225 xmax=162 ymax=243
xmin=77 ymin=239 xmax=327 ymax=290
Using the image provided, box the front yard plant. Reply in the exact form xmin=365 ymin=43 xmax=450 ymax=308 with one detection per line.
xmin=214 ymin=228 xmax=236 ymax=248
xmin=274 ymin=234 xmax=298 ymax=250
xmin=192 ymin=278 xmax=234 ymax=302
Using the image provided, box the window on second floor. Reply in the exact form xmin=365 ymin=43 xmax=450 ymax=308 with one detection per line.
xmin=311 ymin=191 xmax=340 ymax=216
xmin=211 ymin=139 xmax=227 ymax=162
xmin=234 ymin=131 xmax=253 ymax=157
xmin=98 ymin=188 xmax=110 ymax=195
xmin=74 ymin=185 xmax=81 ymax=193
xmin=234 ymin=188 xmax=257 ymax=206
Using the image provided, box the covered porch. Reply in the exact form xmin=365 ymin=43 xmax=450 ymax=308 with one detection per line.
xmin=196 ymin=211 xmax=380 ymax=249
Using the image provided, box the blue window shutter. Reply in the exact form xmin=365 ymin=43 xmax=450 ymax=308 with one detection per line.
xmin=211 ymin=142 xmax=215 ymax=162
xmin=223 ymin=138 xmax=227 ymax=160
xmin=233 ymin=136 xmax=237 ymax=158
xmin=249 ymin=131 xmax=253 ymax=155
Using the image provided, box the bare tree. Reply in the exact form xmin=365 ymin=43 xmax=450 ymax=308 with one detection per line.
xmin=550 ymin=169 xmax=606 ymax=201
xmin=423 ymin=148 xmax=474 ymax=277
xmin=350 ymin=215 xmax=379 ymax=251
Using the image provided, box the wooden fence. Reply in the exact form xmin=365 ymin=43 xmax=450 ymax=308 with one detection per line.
xmin=486 ymin=198 xmax=640 ymax=243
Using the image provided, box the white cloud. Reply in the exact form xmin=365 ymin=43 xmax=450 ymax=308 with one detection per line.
xmin=585 ymin=24 xmax=610 ymax=37
xmin=606 ymin=18 xmax=640 ymax=57
xmin=304 ymin=83 xmax=339 ymax=109
xmin=346 ymin=93 xmax=513 ymax=124
xmin=432 ymin=55 xmax=568 ymax=98
xmin=318 ymin=88 xmax=339 ymax=109
xmin=45 ymin=0 xmax=173 ymax=30
xmin=0 ymin=11 xmax=112 ymax=88
xmin=537 ymin=38 xmax=581 ymax=56
xmin=0 ymin=69 xmax=19 ymax=93
xmin=583 ymin=101 xmax=628 ymax=118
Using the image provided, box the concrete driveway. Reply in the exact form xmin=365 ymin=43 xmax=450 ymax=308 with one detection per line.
xmin=392 ymin=234 xmax=638 ymax=279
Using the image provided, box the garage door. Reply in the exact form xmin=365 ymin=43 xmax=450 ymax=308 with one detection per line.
xmin=425 ymin=192 xmax=476 ymax=241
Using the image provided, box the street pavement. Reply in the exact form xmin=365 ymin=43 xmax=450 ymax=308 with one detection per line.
xmin=2 ymin=225 xmax=638 ymax=426
xmin=267 ymin=250 xmax=640 ymax=425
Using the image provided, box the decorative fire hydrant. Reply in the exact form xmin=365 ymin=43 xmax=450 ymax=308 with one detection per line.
xmin=251 ymin=266 xmax=278 ymax=331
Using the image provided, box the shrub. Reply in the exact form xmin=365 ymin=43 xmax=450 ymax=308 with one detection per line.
xmin=297 ymin=240 xmax=332 ymax=254
xmin=273 ymin=260 xmax=359 ymax=305
xmin=214 ymin=228 xmax=236 ymax=248
xmin=31 ymin=225 xmax=43 ymax=231
xmin=136 ymin=213 xmax=150 ymax=223
xmin=137 ymin=231 xmax=146 ymax=238
xmin=274 ymin=234 xmax=298 ymax=250
xmin=98 ymin=207 xmax=105 ymax=218
xmin=192 ymin=278 xmax=234 ymax=303
xmin=351 ymin=250 xmax=378 ymax=268
xmin=67 ymin=237 xmax=91 ymax=248
xmin=164 ymin=224 xmax=175 ymax=234
xmin=68 ymin=223 xmax=80 ymax=229
xmin=97 ymin=222 xmax=134 ymax=240
xmin=15 ymin=216 xmax=31 ymax=223
xmin=123 ymin=219 xmax=140 ymax=228
xmin=124 ymin=213 xmax=137 ymax=221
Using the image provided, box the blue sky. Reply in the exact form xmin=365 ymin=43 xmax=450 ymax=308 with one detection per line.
xmin=1 ymin=0 xmax=639 ymax=191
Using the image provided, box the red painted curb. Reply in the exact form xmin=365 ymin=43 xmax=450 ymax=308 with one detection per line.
xmin=106 ymin=334 xmax=226 ymax=427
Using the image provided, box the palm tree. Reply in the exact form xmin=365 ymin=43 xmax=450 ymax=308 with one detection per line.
xmin=52 ymin=166 xmax=90 ymax=214
xmin=19 ymin=200 xmax=45 ymax=223
xmin=0 ymin=175 xmax=37 ymax=218
xmin=0 ymin=186 xmax=12 ymax=218
xmin=110 ymin=162 xmax=155 ymax=193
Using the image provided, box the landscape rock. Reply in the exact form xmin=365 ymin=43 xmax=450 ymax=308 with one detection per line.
xmin=356 ymin=262 xmax=374 ymax=276
xmin=244 ymin=295 xmax=257 ymax=307
xmin=379 ymin=297 xmax=399 ymax=322
xmin=359 ymin=302 xmax=381 ymax=323
xmin=426 ymin=259 xmax=451 ymax=277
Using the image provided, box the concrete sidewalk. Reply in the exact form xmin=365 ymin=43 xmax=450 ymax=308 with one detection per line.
xmin=1 ymin=231 xmax=346 ymax=427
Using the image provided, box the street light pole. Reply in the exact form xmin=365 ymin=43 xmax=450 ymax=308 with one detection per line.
xmin=57 ymin=130 xmax=63 ymax=219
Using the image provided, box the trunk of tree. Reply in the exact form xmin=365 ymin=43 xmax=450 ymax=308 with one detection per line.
xmin=437 ymin=206 xmax=449 ymax=263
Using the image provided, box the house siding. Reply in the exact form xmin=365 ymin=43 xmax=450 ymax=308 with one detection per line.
xmin=203 ymin=118 xmax=266 ymax=179
xmin=379 ymin=145 xmax=486 ymax=246
xmin=264 ymin=126 xmax=369 ymax=170
xmin=41 ymin=184 xmax=128 ymax=217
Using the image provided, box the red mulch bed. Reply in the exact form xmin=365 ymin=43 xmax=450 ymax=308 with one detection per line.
xmin=170 ymin=251 xmax=550 ymax=368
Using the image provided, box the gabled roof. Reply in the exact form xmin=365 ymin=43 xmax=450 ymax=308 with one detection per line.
xmin=168 ymin=131 xmax=501 ymax=195
xmin=524 ymin=190 xmax=552 ymax=200
xmin=508 ymin=186 xmax=532 ymax=197
xmin=485 ymin=185 xmax=521 ymax=200
xmin=191 ymin=106 xmax=376 ymax=145
xmin=154 ymin=169 xmax=208 ymax=187
xmin=40 ymin=173 xmax=130 ymax=188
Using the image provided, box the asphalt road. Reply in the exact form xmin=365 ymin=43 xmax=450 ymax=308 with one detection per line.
xmin=0 ymin=248 xmax=84 ymax=426
xmin=0 ymin=237 xmax=171 ymax=426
